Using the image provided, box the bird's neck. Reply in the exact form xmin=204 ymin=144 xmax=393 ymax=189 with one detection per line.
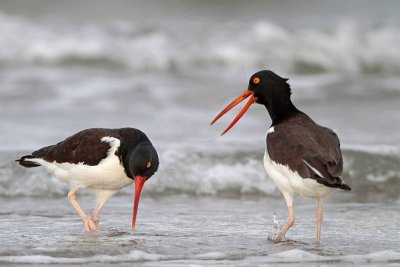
xmin=264 ymin=98 xmax=300 ymax=126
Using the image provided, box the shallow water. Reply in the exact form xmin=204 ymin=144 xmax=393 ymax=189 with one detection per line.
xmin=0 ymin=195 xmax=399 ymax=266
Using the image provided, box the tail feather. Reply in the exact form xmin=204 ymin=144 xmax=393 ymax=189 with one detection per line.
xmin=16 ymin=155 xmax=40 ymax=168
xmin=339 ymin=183 xmax=351 ymax=191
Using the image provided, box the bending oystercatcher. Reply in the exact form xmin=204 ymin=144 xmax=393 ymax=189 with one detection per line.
xmin=16 ymin=128 xmax=159 ymax=232
xmin=211 ymin=70 xmax=350 ymax=242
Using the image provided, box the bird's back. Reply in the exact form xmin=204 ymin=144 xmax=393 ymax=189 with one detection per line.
xmin=19 ymin=127 xmax=150 ymax=170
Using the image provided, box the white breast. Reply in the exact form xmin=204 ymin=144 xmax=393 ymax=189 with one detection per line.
xmin=264 ymin=127 xmax=335 ymax=199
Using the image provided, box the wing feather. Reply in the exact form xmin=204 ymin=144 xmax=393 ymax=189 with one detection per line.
xmin=267 ymin=114 xmax=349 ymax=190
xmin=32 ymin=128 xmax=117 ymax=165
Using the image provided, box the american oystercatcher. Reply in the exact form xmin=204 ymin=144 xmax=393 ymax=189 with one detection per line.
xmin=16 ymin=128 xmax=159 ymax=232
xmin=211 ymin=70 xmax=351 ymax=242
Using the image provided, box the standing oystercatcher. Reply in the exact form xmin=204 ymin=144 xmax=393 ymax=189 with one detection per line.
xmin=16 ymin=128 xmax=159 ymax=232
xmin=211 ymin=70 xmax=350 ymax=242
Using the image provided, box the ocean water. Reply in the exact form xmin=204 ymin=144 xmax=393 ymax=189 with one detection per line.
xmin=1 ymin=0 xmax=400 ymax=266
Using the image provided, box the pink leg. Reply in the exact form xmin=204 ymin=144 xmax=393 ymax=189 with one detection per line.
xmin=67 ymin=187 xmax=97 ymax=232
xmin=91 ymin=201 xmax=107 ymax=228
xmin=316 ymin=198 xmax=323 ymax=242
xmin=274 ymin=193 xmax=295 ymax=243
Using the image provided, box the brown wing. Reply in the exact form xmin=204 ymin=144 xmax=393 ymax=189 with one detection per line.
xmin=32 ymin=128 xmax=118 ymax=166
xmin=267 ymin=114 xmax=350 ymax=190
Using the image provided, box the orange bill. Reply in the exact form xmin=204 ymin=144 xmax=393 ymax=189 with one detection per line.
xmin=210 ymin=90 xmax=256 ymax=135
xmin=132 ymin=175 xmax=147 ymax=230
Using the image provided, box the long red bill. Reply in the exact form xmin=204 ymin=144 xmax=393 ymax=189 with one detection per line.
xmin=132 ymin=176 xmax=147 ymax=230
xmin=210 ymin=90 xmax=256 ymax=135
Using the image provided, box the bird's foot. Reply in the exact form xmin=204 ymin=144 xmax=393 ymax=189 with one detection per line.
xmin=83 ymin=217 xmax=98 ymax=232
xmin=273 ymin=232 xmax=285 ymax=243
xmin=91 ymin=216 xmax=100 ymax=228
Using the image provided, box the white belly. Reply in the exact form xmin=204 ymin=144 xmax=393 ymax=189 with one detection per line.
xmin=264 ymin=147 xmax=335 ymax=199
xmin=34 ymin=154 xmax=133 ymax=191
xmin=264 ymin=150 xmax=335 ymax=198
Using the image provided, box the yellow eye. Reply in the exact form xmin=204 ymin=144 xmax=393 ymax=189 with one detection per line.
xmin=146 ymin=162 xmax=151 ymax=168
xmin=253 ymin=77 xmax=261 ymax=84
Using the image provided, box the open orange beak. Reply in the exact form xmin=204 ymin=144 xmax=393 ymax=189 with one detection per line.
xmin=210 ymin=90 xmax=256 ymax=135
xmin=132 ymin=176 xmax=147 ymax=230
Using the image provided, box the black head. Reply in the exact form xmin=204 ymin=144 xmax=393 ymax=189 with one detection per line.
xmin=211 ymin=70 xmax=299 ymax=134
xmin=128 ymin=140 xmax=159 ymax=230
xmin=248 ymin=70 xmax=291 ymax=106
xmin=129 ymin=141 xmax=159 ymax=180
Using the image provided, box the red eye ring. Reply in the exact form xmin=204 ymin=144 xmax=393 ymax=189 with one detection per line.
xmin=253 ymin=77 xmax=261 ymax=84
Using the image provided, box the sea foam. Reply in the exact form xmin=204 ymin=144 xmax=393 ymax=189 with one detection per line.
xmin=0 ymin=13 xmax=400 ymax=74
xmin=2 ymin=148 xmax=400 ymax=201
xmin=0 ymin=250 xmax=165 ymax=264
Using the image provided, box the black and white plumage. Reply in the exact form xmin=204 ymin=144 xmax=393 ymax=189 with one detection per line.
xmin=266 ymin=113 xmax=350 ymax=193
xmin=211 ymin=70 xmax=350 ymax=242
xmin=17 ymin=128 xmax=159 ymax=232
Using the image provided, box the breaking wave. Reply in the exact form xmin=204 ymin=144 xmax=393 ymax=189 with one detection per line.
xmin=1 ymin=249 xmax=399 ymax=264
xmin=0 ymin=250 xmax=164 ymax=264
xmin=2 ymin=148 xmax=399 ymax=202
xmin=1 ymin=13 xmax=400 ymax=74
